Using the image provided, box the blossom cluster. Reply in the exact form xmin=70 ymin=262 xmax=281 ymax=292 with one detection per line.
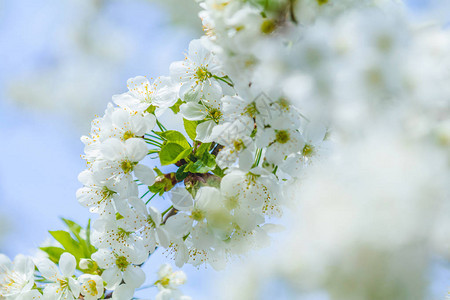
xmin=73 ymin=31 xmax=319 ymax=296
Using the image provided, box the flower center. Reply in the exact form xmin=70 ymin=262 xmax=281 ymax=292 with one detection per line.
xmin=120 ymin=160 xmax=136 ymax=174
xmin=245 ymin=102 xmax=258 ymax=117
xmin=86 ymin=279 xmax=97 ymax=296
xmin=233 ymin=139 xmax=244 ymax=152
xmin=123 ymin=131 xmax=135 ymax=140
xmin=160 ymin=276 xmax=170 ymax=287
xmin=56 ymin=278 xmax=69 ymax=294
xmin=225 ymin=195 xmax=239 ymax=210
xmin=275 ymin=130 xmax=290 ymax=144
xmin=117 ymin=228 xmax=131 ymax=240
xmin=278 ymin=98 xmax=290 ymax=110
xmin=302 ymin=144 xmax=315 ymax=157
xmin=115 ymin=256 xmax=129 ymax=271
xmin=208 ymin=107 xmax=222 ymax=122
xmin=147 ymin=216 xmax=156 ymax=228
xmin=101 ymin=187 xmax=115 ymax=201
xmin=191 ymin=208 xmax=205 ymax=221
xmin=195 ymin=67 xmax=211 ymax=82
xmin=261 ymin=19 xmax=276 ymax=34
xmin=317 ymin=0 xmax=329 ymax=5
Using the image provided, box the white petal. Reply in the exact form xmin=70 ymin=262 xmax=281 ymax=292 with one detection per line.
xmin=16 ymin=290 xmax=42 ymax=300
xmin=164 ymin=214 xmax=193 ymax=238
xmin=77 ymin=170 xmax=95 ymax=185
xmin=202 ymin=79 xmax=222 ymax=100
xmin=127 ymin=76 xmax=151 ymax=100
xmin=125 ymin=138 xmax=148 ymax=162
xmin=195 ymin=120 xmax=216 ymax=143
xmin=112 ymin=284 xmax=135 ymax=300
xmin=179 ymin=102 xmax=208 ymax=121
xmin=69 ymin=277 xmax=81 ymax=297
xmin=170 ymin=188 xmax=194 ymax=211
xmin=238 ymin=149 xmax=254 ymax=172
xmin=59 ymin=253 xmax=76 ymax=277
xmin=111 ymin=109 xmax=131 ymax=129
xmin=157 ymin=263 xmax=172 ymax=278
xmin=169 ymin=61 xmax=188 ymax=81
xmin=148 ymin=206 xmax=162 ymax=224
xmin=101 ymin=266 xmax=122 ymax=289
xmin=113 ymin=93 xmax=138 ymax=109
xmin=123 ymin=265 xmax=145 ymax=288
xmin=134 ymin=164 xmax=155 ymax=185
xmin=101 ymin=138 xmax=126 ymax=161
xmin=156 ymin=227 xmax=170 ymax=248
xmin=0 ymin=254 xmax=12 ymax=270
xmin=36 ymin=258 xmax=59 ymax=281
xmin=91 ymin=248 xmax=116 ymax=269
xmin=156 ymin=289 xmax=172 ymax=300
xmin=13 ymin=254 xmax=34 ymax=276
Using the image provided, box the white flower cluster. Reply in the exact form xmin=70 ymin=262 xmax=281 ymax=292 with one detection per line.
xmin=75 ymin=31 xmax=319 ymax=295
xmin=0 ymin=251 xmax=190 ymax=300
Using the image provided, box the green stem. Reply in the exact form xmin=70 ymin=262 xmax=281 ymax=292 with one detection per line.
xmin=161 ymin=205 xmax=173 ymax=217
xmin=144 ymin=139 xmax=163 ymax=147
xmin=212 ymin=75 xmax=234 ymax=87
xmin=140 ymin=190 xmax=150 ymax=199
xmin=252 ymin=148 xmax=263 ymax=168
xmin=145 ymin=133 xmax=165 ymax=141
xmin=156 ymin=119 xmax=167 ymax=131
xmin=145 ymin=193 xmax=158 ymax=205
xmin=272 ymin=165 xmax=278 ymax=175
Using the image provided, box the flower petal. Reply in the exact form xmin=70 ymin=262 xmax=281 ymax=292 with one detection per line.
xmin=112 ymin=284 xmax=135 ymax=300
xmin=101 ymin=266 xmax=122 ymax=289
xmin=134 ymin=164 xmax=155 ymax=185
xmin=125 ymin=138 xmax=148 ymax=162
xmin=36 ymin=258 xmax=59 ymax=281
xmin=59 ymin=253 xmax=76 ymax=277
xmin=123 ymin=265 xmax=145 ymax=288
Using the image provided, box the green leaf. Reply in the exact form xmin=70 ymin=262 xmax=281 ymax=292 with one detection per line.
xmin=60 ymin=218 xmax=91 ymax=259
xmin=49 ymin=230 xmax=82 ymax=261
xmin=187 ymin=151 xmax=216 ymax=173
xmin=39 ymin=246 xmax=65 ymax=264
xmin=212 ymin=165 xmax=226 ymax=177
xmin=170 ymin=98 xmax=184 ymax=114
xmin=175 ymin=164 xmax=189 ymax=181
xmin=195 ymin=143 xmax=211 ymax=158
xmin=183 ymin=119 xmax=199 ymax=141
xmin=158 ymin=130 xmax=190 ymax=148
xmin=160 ymin=143 xmax=193 ymax=166
xmin=60 ymin=218 xmax=82 ymax=241
xmin=86 ymin=219 xmax=95 ymax=254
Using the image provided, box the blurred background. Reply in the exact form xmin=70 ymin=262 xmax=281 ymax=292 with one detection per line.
xmin=0 ymin=0 xmax=448 ymax=299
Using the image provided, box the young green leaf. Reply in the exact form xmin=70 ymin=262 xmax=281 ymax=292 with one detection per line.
xmin=170 ymin=98 xmax=184 ymax=114
xmin=183 ymin=119 xmax=199 ymax=141
xmin=175 ymin=164 xmax=189 ymax=181
xmin=49 ymin=230 xmax=82 ymax=261
xmin=60 ymin=218 xmax=82 ymax=241
xmin=160 ymin=143 xmax=193 ymax=166
xmin=158 ymin=130 xmax=190 ymax=148
xmin=39 ymin=246 xmax=66 ymax=264
xmin=195 ymin=142 xmax=211 ymax=158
